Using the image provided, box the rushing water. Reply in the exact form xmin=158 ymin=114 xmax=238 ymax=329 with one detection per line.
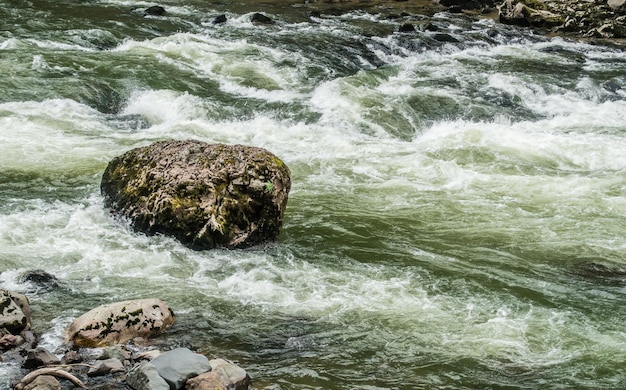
xmin=1 ymin=0 xmax=626 ymax=388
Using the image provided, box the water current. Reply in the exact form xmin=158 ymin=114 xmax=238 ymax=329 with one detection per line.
xmin=1 ymin=0 xmax=625 ymax=388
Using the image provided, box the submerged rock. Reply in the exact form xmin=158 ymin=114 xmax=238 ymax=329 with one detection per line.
xmin=251 ymin=12 xmax=274 ymax=25
xmin=101 ymin=140 xmax=291 ymax=250
xmin=208 ymin=14 xmax=227 ymax=25
xmin=145 ymin=6 xmax=166 ymax=16
xmin=573 ymin=261 xmax=626 ymax=285
xmin=66 ymin=299 xmax=175 ymax=347
xmin=18 ymin=269 xmax=58 ymax=289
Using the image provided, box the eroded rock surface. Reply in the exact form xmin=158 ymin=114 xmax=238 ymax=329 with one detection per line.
xmin=101 ymin=140 xmax=291 ymax=250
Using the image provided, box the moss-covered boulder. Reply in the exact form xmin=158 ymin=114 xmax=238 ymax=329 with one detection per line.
xmin=101 ymin=140 xmax=291 ymax=249
xmin=66 ymin=299 xmax=175 ymax=347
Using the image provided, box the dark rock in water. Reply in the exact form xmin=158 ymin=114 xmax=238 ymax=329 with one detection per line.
xmin=18 ymin=269 xmax=58 ymax=288
xmin=398 ymin=23 xmax=416 ymax=33
xmin=100 ymin=140 xmax=291 ymax=250
xmin=573 ymin=261 xmax=626 ymax=285
xmin=447 ymin=5 xmax=464 ymax=13
xmin=209 ymin=14 xmax=227 ymax=24
xmin=151 ymin=348 xmax=210 ymax=390
xmin=602 ymin=80 xmax=622 ymax=93
xmin=251 ymin=12 xmax=274 ymax=25
xmin=144 ymin=6 xmax=166 ymax=16
xmin=423 ymin=22 xmax=441 ymax=32
xmin=433 ymin=33 xmax=461 ymax=42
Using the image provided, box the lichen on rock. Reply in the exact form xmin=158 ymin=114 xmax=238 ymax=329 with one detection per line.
xmin=0 ymin=289 xmax=31 ymax=335
xmin=66 ymin=299 xmax=175 ymax=348
xmin=100 ymin=140 xmax=291 ymax=250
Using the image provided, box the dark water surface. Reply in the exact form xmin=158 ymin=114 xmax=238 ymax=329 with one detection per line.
xmin=1 ymin=1 xmax=625 ymax=388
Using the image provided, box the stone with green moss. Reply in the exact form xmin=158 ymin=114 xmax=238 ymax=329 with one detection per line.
xmin=101 ymin=140 xmax=291 ymax=250
xmin=66 ymin=299 xmax=175 ymax=347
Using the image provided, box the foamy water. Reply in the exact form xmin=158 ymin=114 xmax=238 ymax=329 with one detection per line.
xmin=1 ymin=1 xmax=625 ymax=388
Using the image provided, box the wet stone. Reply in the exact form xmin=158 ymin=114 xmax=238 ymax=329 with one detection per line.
xmin=23 ymin=347 xmax=60 ymax=369
xmin=151 ymin=348 xmax=211 ymax=390
xmin=127 ymin=361 xmax=170 ymax=390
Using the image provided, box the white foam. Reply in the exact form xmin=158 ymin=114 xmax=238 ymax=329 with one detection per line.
xmin=114 ymin=32 xmax=307 ymax=102
xmin=122 ymin=90 xmax=207 ymax=125
xmin=0 ymin=99 xmax=119 ymax=173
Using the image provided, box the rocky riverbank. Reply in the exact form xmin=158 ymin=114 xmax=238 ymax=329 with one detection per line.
xmin=1 ymin=274 xmax=250 ymax=390
xmin=226 ymin=0 xmax=625 ymax=39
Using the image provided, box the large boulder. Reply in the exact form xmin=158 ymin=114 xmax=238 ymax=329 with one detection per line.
xmin=101 ymin=140 xmax=291 ymax=250
xmin=66 ymin=299 xmax=175 ymax=347
xmin=0 ymin=289 xmax=31 ymax=334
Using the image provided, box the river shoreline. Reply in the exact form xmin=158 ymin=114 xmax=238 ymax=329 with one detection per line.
xmin=1 ymin=0 xmax=625 ymax=388
xmin=208 ymin=0 xmax=625 ymax=45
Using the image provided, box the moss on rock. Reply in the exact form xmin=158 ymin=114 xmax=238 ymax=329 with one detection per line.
xmin=101 ymin=140 xmax=291 ymax=249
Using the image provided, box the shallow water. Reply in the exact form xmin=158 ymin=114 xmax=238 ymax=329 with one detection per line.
xmin=1 ymin=1 xmax=625 ymax=388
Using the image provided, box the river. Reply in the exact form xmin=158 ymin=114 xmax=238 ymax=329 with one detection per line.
xmin=1 ymin=0 xmax=625 ymax=389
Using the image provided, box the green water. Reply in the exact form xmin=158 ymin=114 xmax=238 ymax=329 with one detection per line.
xmin=1 ymin=0 xmax=625 ymax=388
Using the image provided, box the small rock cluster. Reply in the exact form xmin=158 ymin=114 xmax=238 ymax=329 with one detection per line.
xmin=498 ymin=0 xmax=626 ymax=38
xmin=142 ymin=1 xmax=626 ymax=40
xmin=0 ymin=272 xmax=251 ymax=390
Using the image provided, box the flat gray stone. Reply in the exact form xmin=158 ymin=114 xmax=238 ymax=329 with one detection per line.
xmin=151 ymin=348 xmax=210 ymax=390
